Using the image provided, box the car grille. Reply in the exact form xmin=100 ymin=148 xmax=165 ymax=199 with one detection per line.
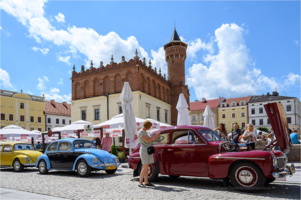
xmin=277 ymin=157 xmax=286 ymax=169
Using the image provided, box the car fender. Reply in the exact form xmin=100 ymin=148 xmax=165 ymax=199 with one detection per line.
xmin=13 ymin=155 xmax=27 ymax=165
xmin=36 ymin=154 xmax=51 ymax=170
xmin=208 ymin=151 xmax=273 ymax=179
xmin=72 ymin=153 xmax=94 ymax=171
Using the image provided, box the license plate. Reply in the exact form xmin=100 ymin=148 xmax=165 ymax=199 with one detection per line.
xmin=106 ymin=166 xmax=116 ymax=170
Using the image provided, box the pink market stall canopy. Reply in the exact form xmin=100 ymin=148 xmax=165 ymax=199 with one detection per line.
xmin=0 ymin=125 xmax=39 ymax=141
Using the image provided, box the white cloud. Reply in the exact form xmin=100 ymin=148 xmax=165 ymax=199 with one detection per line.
xmin=0 ymin=68 xmax=13 ymax=89
xmin=50 ymin=87 xmax=60 ymax=93
xmin=0 ymin=26 xmax=2 ymax=30
xmin=27 ymin=90 xmax=33 ymax=95
xmin=186 ymin=23 xmax=297 ymax=99
xmin=293 ymin=40 xmax=299 ymax=46
xmin=37 ymin=76 xmax=49 ymax=90
xmin=31 ymin=46 xmax=49 ymax=55
xmin=284 ymin=73 xmax=301 ymax=86
xmin=181 ymin=37 xmax=213 ymax=59
xmin=42 ymin=92 xmax=71 ymax=103
xmin=58 ymin=55 xmax=71 ymax=65
xmin=57 ymin=78 xmax=63 ymax=85
xmin=55 ymin=13 xmax=65 ymax=23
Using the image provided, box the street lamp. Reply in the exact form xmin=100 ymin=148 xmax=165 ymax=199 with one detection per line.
xmin=104 ymin=93 xmax=110 ymax=120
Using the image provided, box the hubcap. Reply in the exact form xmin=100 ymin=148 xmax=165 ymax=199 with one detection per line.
xmin=40 ymin=162 xmax=45 ymax=172
xmin=14 ymin=161 xmax=20 ymax=170
xmin=235 ymin=166 xmax=258 ymax=187
xmin=78 ymin=162 xmax=87 ymax=175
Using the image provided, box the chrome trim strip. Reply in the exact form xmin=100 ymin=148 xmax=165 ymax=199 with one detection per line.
xmin=213 ymin=156 xmax=265 ymax=160
xmin=24 ymin=163 xmax=36 ymax=166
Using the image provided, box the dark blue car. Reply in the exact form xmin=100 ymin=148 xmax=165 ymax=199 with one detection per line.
xmin=36 ymin=138 xmax=120 ymax=177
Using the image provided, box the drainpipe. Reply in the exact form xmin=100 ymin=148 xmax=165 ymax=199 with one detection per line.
xmin=44 ymin=111 xmax=46 ymax=132
xmin=104 ymin=93 xmax=110 ymax=120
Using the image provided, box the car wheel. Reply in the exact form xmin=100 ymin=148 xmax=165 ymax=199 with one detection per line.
xmin=13 ymin=159 xmax=24 ymax=172
xmin=38 ymin=160 xmax=48 ymax=174
xmin=105 ymin=169 xmax=117 ymax=174
xmin=138 ymin=163 xmax=158 ymax=182
xmin=169 ymin=175 xmax=180 ymax=179
xmin=265 ymin=178 xmax=276 ymax=185
xmin=76 ymin=159 xmax=91 ymax=177
xmin=229 ymin=162 xmax=266 ymax=190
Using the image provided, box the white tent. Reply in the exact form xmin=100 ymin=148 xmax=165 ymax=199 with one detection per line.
xmin=0 ymin=125 xmax=39 ymax=141
xmin=176 ymin=93 xmax=191 ymax=126
xmin=203 ymin=105 xmax=215 ymax=129
xmin=120 ymin=82 xmax=137 ymax=149
xmin=146 ymin=118 xmax=172 ymax=129
xmin=51 ymin=120 xmax=94 ymax=138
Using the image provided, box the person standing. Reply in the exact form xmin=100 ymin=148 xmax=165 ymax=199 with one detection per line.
xmin=36 ymin=142 xmax=41 ymax=150
xmin=290 ymin=130 xmax=300 ymax=144
xmin=101 ymin=132 xmax=113 ymax=153
xmin=214 ymin=123 xmax=227 ymax=139
xmin=138 ymin=120 xmax=160 ymax=188
xmin=231 ymin=124 xmax=241 ymax=143
xmin=242 ymin=124 xmax=256 ymax=151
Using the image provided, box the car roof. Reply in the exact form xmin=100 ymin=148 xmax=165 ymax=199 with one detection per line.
xmin=48 ymin=138 xmax=91 ymax=143
xmin=0 ymin=142 xmax=31 ymax=145
xmin=150 ymin=125 xmax=211 ymax=135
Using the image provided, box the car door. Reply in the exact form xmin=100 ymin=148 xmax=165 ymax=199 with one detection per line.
xmin=167 ymin=129 xmax=207 ymax=176
xmin=46 ymin=142 xmax=59 ymax=168
xmin=57 ymin=142 xmax=74 ymax=169
xmin=152 ymin=130 xmax=171 ymax=175
xmin=1 ymin=145 xmax=13 ymax=166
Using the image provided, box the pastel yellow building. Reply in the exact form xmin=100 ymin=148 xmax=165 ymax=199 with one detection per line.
xmin=0 ymin=89 xmax=45 ymax=131
xmin=218 ymin=96 xmax=251 ymax=133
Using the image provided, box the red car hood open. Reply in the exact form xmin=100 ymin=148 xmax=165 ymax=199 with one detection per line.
xmin=264 ymin=102 xmax=292 ymax=154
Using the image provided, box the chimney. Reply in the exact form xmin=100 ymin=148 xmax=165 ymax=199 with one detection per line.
xmin=202 ymin=98 xmax=206 ymax=103
xmin=195 ymin=100 xmax=199 ymax=102
xmin=50 ymin=100 xmax=55 ymax=104
xmin=273 ymin=91 xmax=279 ymax=96
xmin=267 ymin=92 xmax=270 ymax=96
xmin=62 ymin=101 xmax=68 ymax=108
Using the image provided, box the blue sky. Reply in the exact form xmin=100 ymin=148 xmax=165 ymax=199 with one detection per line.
xmin=0 ymin=0 xmax=300 ymax=103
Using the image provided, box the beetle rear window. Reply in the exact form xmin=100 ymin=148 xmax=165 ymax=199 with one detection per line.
xmin=198 ymin=130 xmax=221 ymax=141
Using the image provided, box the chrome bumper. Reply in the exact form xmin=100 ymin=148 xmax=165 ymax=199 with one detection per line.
xmin=24 ymin=163 xmax=36 ymax=166
xmin=272 ymin=164 xmax=295 ymax=178
xmin=92 ymin=163 xmax=118 ymax=167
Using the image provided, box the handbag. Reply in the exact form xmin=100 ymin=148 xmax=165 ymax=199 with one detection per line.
xmin=142 ymin=143 xmax=155 ymax=155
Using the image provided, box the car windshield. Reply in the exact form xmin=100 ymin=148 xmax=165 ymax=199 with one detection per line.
xmin=14 ymin=144 xmax=35 ymax=151
xmin=73 ymin=140 xmax=95 ymax=149
xmin=198 ymin=130 xmax=221 ymax=141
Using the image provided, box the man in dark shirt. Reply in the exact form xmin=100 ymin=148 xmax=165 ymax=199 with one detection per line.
xmin=231 ymin=124 xmax=241 ymax=143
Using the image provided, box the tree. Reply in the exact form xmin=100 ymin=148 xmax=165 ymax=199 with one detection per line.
xmin=111 ymin=145 xmax=118 ymax=156
xmin=257 ymin=127 xmax=269 ymax=133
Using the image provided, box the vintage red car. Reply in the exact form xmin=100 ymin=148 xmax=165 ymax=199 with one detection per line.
xmin=128 ymin=102 xmax=295 ymax=190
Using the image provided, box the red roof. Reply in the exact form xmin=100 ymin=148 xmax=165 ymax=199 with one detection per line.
xmin=45 ymin=100 xmax=71 ymax=117
xmin=224 ymin=96 xmax=252 ymax=106
xmin=190 ymin=98 xmax=223 ymax=111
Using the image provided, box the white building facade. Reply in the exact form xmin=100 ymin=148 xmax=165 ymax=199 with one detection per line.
xmin=45 ymin=100 xmax=71 ymax=131
xmin=248 ymin=92 xmax=301 ymax=131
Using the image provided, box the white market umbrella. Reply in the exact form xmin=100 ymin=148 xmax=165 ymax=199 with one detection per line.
xmin=0 ymin=125 xmax=39 ymax=141
xmin=176 ymin=93 xmax=191 ymax=126
xmin=120 ymin=82 xmax=137 ymax=150
xmin=203 ymin=105 xmax=215 ymax=130
xmin=51 ymin=120 xmax=92 ymax=138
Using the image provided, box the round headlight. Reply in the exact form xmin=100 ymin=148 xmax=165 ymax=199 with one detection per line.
xmin=273 ymin=156 xmax=278 ymax=169
xmin=114 ymin=157 xmax=119 ymax=162
xmin=25 ymin=157 xmax=30 ymax=162
xmin=93 ymin=156 xmax=99 ymax=163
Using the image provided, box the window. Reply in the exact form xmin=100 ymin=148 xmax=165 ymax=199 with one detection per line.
xmin=165 ymin=110 xmax=168 ymax=123
xmin=30 ymin=127 xmax=34 ymax=131
xmin=56 ymin=119 xmax=59 ymax=124
xmin=20 ymin=115 xmax=25 ymax=122
xmin=48 ymin=127 xmax=51 ymax=131
xmin=241 ymin=112 xmax=245 ymax=117
xmin=3 ymin=145 xmax=12 ymax=152
xmin=48 ymin=118 xmax=51 ymax=123
xmin=146 ymin=105 xmax=151 ymax=118
xmin=47 ymin=142 xmax=58 ymax=152
xmin=1 ymin=113 xmax=5 ymax=120
xmin=20 ymin=103 xmax=24 ymax=109
xmin=38 ymin=117 xmax=41 ymax=123
xmin=59 ymin=142 xmax=72 ymax=151
xmin=259 ymin=119 xmax=263 ymax=125
xmin=198 ymin=129 xmax=220 ymax=142
xmin=82 ymin=110 xmax=86 ymax=120
xmin=287 ymin=105 xmax=292 ymax=112
xmin=222 ymin=114 xmax=226 ymax=119
xmin=192 ymin=116 xmax=196 ymax=122
xmin=267 ymin=119 xmax=270 ymax=124
xmin=62 ymin=119 xmax=65 ymax=124
xmin=95 ymin=109 xmax=100 ymax=120
xmin=251 ymin=108 xmax=255 ymax=114
xmin=38 ymin=128 xmax=42 ymax=131
xmin=153 ymin=132 xmax=169 ymax=145
xmin=156 ymin=107 xmax=160 ymax=121
xmin=30 ymin=116 xmax=34 ymax=122
xmin=118 ymin=106 xmax=123 ymax=114
xmin=259 ymin=108 xmax=263 ymax=114
xmin=252 ymin=119 xmax=256 ymax=125
xmin=232 ymin=103 xmax=236 ymax=106
xmin=172 ymin=130 xmax=202 ymax=144
xmin=9 ymin=114 xmax=13 ymax=121
xmin=69 ymin=120 xmax=71 ymax=124
xmin=232 ymin=113 xmax=235 ymax=118
xmin=287 ymin=117 xmax=291 ymax=124
xmin=119 ymin=137 xmax=122 ymax=143
xmin=240 ymin=101 xmax=245 ymax=106
xmin=241 ymin=122 xmax=246 ymax=128
xmin=201 ymin=115 xmax=204 ymax=121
